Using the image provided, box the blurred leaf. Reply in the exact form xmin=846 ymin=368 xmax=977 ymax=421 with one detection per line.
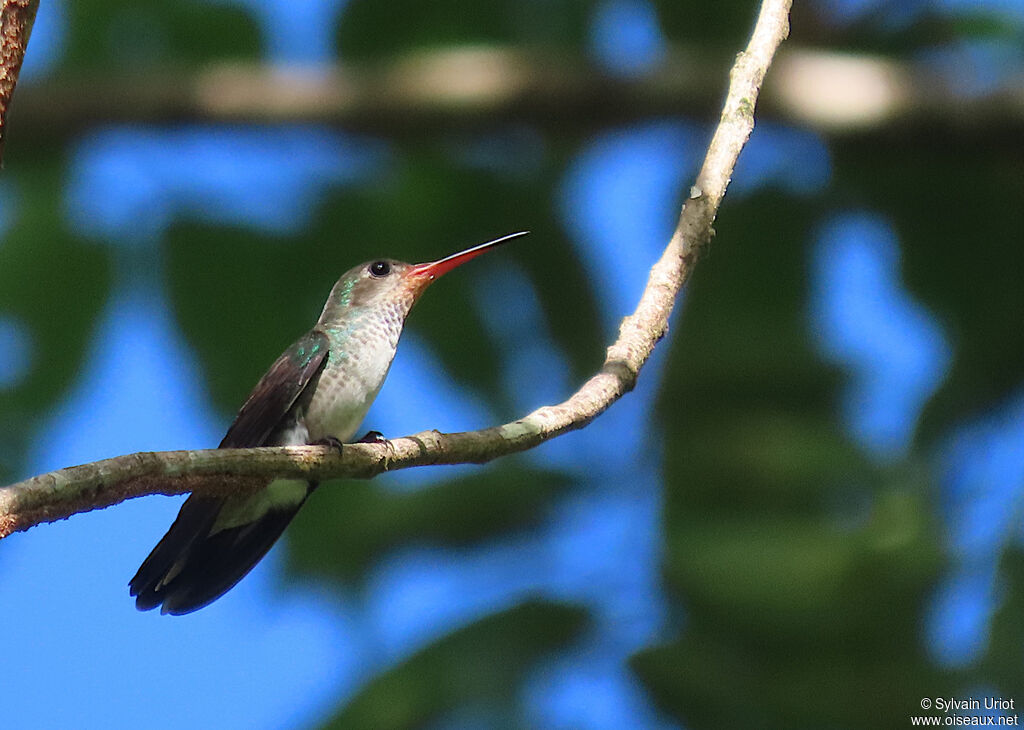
xmin=833 ymin=138 xmax=1024 ymax=439
xmin=652 ymin=0 xmax=760 ymax=47
xmin=793 ymin=3 xmax=1020 ymax=54
xmin=286 ymin=463 xmax=571 ymax=583
xmin=338 ymin=0 xmax=594 ymax=60
xmin=633 ymin=617 xmax=950 ymax=728
xmin=166 ymin=218 xmax=341 ymax=414
xmin=664 ymin=490 xmax=942 ymax=646
xmin=62 ymin=0 xmax=261 ymax=69
xmin=979 ymin=550 xmax=1024 ymax=700
xmin=324 ymin=600 xmax=587 ymax=729
xmin=0 ymin=156 xmax=111 ymax=480
xmin=637 ymin=189 xmax=957 ymax=726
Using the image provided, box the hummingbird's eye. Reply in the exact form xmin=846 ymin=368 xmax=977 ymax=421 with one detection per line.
xmin=369 ymin=261 xmax=391 ymax=277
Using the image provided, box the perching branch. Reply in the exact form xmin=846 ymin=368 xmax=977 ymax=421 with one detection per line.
xmin=0 ymin=0 xmax=37 ymax=164
xmin=0 ymin=0 xmax=793 ymax=539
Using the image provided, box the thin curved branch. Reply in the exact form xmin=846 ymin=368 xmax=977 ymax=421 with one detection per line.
xmin=0 ymin=0 xmax=792 ymax=539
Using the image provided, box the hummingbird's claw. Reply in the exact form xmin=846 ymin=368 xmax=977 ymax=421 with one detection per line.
xmin=358 ymin=430 xmax=396 ymax=469
xmin=356 ymin=430 xmax=388 ymax=445
xmin=314 ymin=436 xmax=345 ymax=453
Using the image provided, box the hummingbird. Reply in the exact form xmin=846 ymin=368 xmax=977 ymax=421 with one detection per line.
xmin=130 ymin=231 xmax=526 ymax=615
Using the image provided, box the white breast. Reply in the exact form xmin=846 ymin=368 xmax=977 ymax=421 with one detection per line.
xmin=302 ymin=306 xmax=405 ymax=443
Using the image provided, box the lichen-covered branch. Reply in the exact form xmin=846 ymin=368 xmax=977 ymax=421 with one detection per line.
xmin=0 ymin=0 xmax=38 ymax=163
xmin=0 ymin=0 xmax=793 ymax=539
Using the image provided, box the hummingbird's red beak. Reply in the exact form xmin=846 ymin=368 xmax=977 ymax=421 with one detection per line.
xmin=407 ymin=231 xmax=528 ymax=288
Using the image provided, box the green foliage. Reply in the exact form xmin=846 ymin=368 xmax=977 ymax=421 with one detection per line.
xmin=61 ymin=0 xmax=261 ymax=69
xmin=635 ymin=489 xmax=950 ymax=727
xmin=323 ymin=600 xmax=587 ymax=729
xmin=287 ymin=464 xmax=571 ymax=583
xmin=0 ymin=157 xmax=110 ymax=480
xmin=338 ymin=0 xmax=595 ymax=59
xmin=652 ymin=0 xmax=760 ymax=47
xmin=628 ymin=188 xmax=958 ymax=727
xmin=980 ymin=552 xmax=1024 ymax=700
xmin=833 ymin=139 xmax=1024 ymax=437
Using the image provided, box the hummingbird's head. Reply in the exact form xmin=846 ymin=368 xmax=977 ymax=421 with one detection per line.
xmin=319 ymin=232 xmax=528 ymax=324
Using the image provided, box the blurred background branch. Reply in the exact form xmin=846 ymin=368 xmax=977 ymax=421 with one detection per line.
xmin=8 ymin=44 xmax=1023 ymax=149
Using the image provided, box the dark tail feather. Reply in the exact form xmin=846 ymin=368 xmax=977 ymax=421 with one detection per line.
xmin=130 ymin=494 xmax=222 ymax=610
xmin=130 ymin=488 xmax=311 ymax=615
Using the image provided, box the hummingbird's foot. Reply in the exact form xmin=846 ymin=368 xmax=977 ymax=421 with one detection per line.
xmin=357 ymin=430 xmax=396 ymax=468
xmin=356 ymin=430 xmax=388 ymax=445
xmin=314 ymin=436 xmax=345 ymax=453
